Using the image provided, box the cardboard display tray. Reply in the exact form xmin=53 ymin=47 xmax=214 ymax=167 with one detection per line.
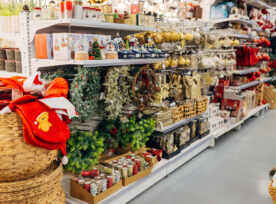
xmin=123 ymin=166 xmax=153 ymax=186
xmin=70 ymin=179 xmax=123 ymax=204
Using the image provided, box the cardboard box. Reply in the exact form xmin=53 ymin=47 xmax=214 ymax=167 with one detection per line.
xmin=123 ymin=166 xmax=153 ymax=186
xmin=53 ymin=33 xmax=83 ymax=60
xmin=70 ymin=179 xmax=122 ymax=204
xmin=221 ymin=99 xmax=244 ymax=121
xmin=35 ymin=34 xmax=53 ymax=59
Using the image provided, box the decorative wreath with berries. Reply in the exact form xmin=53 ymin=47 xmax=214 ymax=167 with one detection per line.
xmin=132 ymin=65 xmax=160 ymax=111
xmin=70 ymin=66 xmax=102 ymax=122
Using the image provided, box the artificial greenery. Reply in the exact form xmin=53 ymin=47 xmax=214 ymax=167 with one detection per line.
xmin=70 ymin=66 xmax=101 ymax=122
xmin=119 ymin=115 xmax=156 ymax=151
xmin=96 ymin=119 xmax=120 ymax=153
xmin=97 ymin=114 xmax=155 ymax=153
xmin=0 ymin=0 xmax=45 ymax=16
xmin=91 ymin=39 xmax=102 ymax=60
xmin=42 ymin=67 xmax=77 ymax=81
xmin=65 ymin=129 xmax=104 ymax=173
xmin=103 ymin=66 xmax=132 ymax=120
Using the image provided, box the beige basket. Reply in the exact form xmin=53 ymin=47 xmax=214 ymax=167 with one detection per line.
xmin=264 ymin=86 xmax=276 ymax=109
xmin=0 ymin=112 xmax=58 ymax=182
xmin=269 ymin=180 xmax=276 ymax=204
xmin=0 ymin=161 xmax=65 ymax=204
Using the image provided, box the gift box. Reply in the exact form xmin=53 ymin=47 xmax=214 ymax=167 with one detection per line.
xmin=35 ymin=34 xmax=53 ymax=59
xmin=53 ymin=33 xmax=83 ymax=60
xmin=221 ymin=99 xmax=245 ymax=121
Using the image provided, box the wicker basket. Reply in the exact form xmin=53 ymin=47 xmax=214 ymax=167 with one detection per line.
xmin=0 ymin=113 xmax=58 ymax=182
xmin=0 ymin=160 xmax=65 ymax=204
xmin=264 ymin=86 xmax=276 ymax=109
xmin=196 ymin=96 xmax=208 ymax=114
xmin=269 ymin=180 xmax=276 ymax=204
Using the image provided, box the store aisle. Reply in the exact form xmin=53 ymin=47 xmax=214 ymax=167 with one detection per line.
xmin=129 ymin=110 xmax=276 ymax=204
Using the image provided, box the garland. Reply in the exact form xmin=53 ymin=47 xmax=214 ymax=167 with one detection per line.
xmin=103 ymin=66 xmax=132 ymax=120
xmin=41 ymin=67 xmax=77 ymax=81
xmin=65 ymin=130 xmax=104 ymax=173
xmin=70 ymin=66 xmax=101 ymax=122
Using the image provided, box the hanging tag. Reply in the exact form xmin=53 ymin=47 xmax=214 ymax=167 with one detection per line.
xmin=120 ymin=116 xmax=129 ymax=123
xmin=100 ymin=92 xmax=105 ymax=100
xmin=138 ymin=112 xmax=143 ymax=119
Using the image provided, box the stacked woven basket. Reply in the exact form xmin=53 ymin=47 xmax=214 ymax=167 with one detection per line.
xmin=0 ymin=113 xmax=65 ymax=203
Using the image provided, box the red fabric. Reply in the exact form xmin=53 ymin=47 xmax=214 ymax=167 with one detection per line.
xmin=44 ymin=77 xmax=69 ymax=98
xmin=8 ymin=95 xmax=70 ymax=155
xmin=0 ymin=76 xmax=27 ymax=91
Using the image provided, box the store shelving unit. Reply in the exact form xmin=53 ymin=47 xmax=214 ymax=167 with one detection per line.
xmin=155 ymin=114 xmax=202 ymax=134
xmin=32 ymin=58 xmax=166 ymax=71
xmin=29 ymin=19 xmax=155 ymax=41
xmin=232 ymin=67 xmax=259 ymax=75
xmin=242 ymin=0 xmax=272 ymax=9
xmin=212 ymin=18 xmax=256 ymax=26
xmin=63 ymin=103 xmax=269 ymax=204
xmin=0 ymin=70 xmax=27 ymax=78
xmin=230 ymin=77 xmax=272 ymax=90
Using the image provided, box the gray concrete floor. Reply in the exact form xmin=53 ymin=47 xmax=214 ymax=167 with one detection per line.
xmin=129 ymin=110 xmax=276 ymax=204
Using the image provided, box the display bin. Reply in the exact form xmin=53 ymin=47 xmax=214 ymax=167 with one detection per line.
xmin=122 ymin=166 xmax=153 ymax=186
xmin=70 ymin=179 xmax=122 ymax=204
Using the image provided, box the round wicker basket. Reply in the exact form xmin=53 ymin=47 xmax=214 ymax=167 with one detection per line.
xmin=0 ymin=160 xmax=65 ymax=204
xmin=0 ymin=112 xmax=58 ymax=182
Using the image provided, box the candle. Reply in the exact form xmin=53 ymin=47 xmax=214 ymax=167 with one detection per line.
xmin=65 ymin=0 xmax=73 ymax=19
xmin=122 ymin=167 xmax=128 ymax=178
xmin=127 ymin=165 xmax=133 ymax=177
xmin=133 ymin=164 xmax=138 ymax=175
xmin=135 ymin=159 xmax=141 ymax=171
xmin=107 ymin=176 xmax=113 ymax=188
xmin=83 ymin=181 xmax=91 ymax=192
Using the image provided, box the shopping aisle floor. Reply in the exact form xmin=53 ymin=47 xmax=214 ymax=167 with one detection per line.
xmin=129 ymin=110 xmax=276 ymax=204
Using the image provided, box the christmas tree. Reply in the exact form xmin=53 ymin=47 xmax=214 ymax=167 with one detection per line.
xmin=92 ymin=38 xmax=102 ymax=60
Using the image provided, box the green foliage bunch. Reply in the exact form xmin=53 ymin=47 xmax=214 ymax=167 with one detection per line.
xmin=65 ymin=130 xmax=104 ymax=173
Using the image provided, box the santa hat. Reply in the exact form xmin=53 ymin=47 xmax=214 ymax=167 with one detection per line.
xmin=23 ymin=72 xmax=46 ymax=94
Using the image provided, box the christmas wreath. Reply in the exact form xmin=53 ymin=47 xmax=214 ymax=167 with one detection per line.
xmin=64 ymin=130 xmax=104 ymax=173
xmin=70 ymin=66 xmax=101 ymax=122
xmin=132 ymin=66 xmax=160 ymax=111
xmin=103 ymin=66 xmax=132 ymax=120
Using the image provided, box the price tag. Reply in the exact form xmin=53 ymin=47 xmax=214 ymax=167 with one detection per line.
xmin=100 ymin=92 xmax=105 ymax=100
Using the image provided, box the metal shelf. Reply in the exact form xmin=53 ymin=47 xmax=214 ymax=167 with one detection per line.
xmin=212 ymin=18 xmax=257 ymax=26
xmin=232 ymin=68 xmax=259 ymax=75
xmin=230 ymin=77 xmax=272 ymax=90
xmin=30 ymin=19 xmax=155 ymax=41
xmin=155 ymin=114 xmax=202 ymax=134
xmin=212 ymin=104 xmax=269 ymax=139
xmin=242 ymin=0 xmax=272 ymax=9
xmin=0 ymin=71 xmax=27 ymax=78
xmin=32 ymin=58 xmax=166 ymax=71
xmin=0 ymin=33 xmax=20 ymax=42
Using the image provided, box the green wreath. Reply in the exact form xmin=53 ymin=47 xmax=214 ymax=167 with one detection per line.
xmin=70 ymin=66 xmax=101 ymax=122
xmin=65 ymin=130 xmax=104 ymax=173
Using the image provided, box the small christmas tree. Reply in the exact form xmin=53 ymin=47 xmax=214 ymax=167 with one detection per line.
xmin=92 ymin=38 xmax=102 ymax=60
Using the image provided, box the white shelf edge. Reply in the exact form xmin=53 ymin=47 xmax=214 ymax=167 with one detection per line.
xmin=32 ymin=58 xmax=166 ymax=71
xmin=232 ymin=67 xmax=259 ymax=75
xmin=243 ymin=0 xmax=272 ymax=9
xmin=155 ymin=114 xmax=202 ymax=133
xmin=212 ymin=18 xmax=256 ymax=26
xmin=230 ymin=77 xmax=272 ymax=90
xmin=30 ymin=19 xmax=155 ymax=42
xmin=0 ymin=71 xmax=27 ymax=78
